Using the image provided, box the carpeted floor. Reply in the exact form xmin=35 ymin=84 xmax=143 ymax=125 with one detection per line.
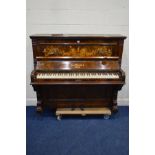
xmin=26 ymin=106 xmax=129 ymax=155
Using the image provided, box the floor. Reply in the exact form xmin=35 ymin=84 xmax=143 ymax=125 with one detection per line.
xmin=26 ymin=106 xmax=129 ymax=155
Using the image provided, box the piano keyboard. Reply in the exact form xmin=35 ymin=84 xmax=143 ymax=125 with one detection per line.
xmin=36 ymin=72 xmax=119 ymax=79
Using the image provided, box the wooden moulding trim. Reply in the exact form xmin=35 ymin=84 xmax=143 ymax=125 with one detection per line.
xmin=29 ymin=34 xmax=127 ymax=39
xmin=30 ymin=82 xmax=125 ymax=85
xmin=36 ymin=56 xmax=120 ymax=61
xmin=38 ymin=43 xmax=117 ymax=46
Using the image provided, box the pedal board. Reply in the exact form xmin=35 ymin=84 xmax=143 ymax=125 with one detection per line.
xmin=56 ymin=107 xmax=111 ymax=120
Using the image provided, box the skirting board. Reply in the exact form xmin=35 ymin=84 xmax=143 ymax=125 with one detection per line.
xmin=26 ymin=98 xmax=129 ymax=106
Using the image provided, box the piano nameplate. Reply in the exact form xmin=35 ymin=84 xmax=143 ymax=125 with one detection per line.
xmin=71 ymin=63 xmax=85 ymax=69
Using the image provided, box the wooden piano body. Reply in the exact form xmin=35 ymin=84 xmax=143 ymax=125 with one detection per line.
xmin=30 ymin=34 xmax=126 ymax=114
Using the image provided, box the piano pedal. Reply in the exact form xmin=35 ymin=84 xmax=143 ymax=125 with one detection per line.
xmin=80 ymin=106 xmax=86 ymax=116
xmin=71 ymin=107 xmax=75 ymax=111
xmin=79 ymin=105 xmax=84 ymax=111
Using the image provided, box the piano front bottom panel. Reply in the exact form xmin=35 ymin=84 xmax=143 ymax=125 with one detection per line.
xmin=37 ymin=85 xmax=115 ymax=99
xmin=45 ymin=99 xmax=112 ymax=109
xmin=34 ymin=85 xmax=122 ymax=109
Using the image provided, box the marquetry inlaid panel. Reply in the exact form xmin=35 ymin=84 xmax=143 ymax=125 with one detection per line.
xmin=42 ymin=45 xmax=113 ymax=57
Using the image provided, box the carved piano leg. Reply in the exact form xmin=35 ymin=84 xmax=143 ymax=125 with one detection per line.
xmin=112 ymin=105 xmax=118 ymax=113
xmin=36 ymin=101 xmax=43 ymax=113
xmin=112 ymin=91 xmax=118 ymax=113
xmin=36 ymin=92 xmax=43 ymax=113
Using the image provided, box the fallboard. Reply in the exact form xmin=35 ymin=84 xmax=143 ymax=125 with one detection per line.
xmin=36 ymin=59 xmax=120 ymax=71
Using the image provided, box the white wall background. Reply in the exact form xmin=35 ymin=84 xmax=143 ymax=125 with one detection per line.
xmin=26 ymin=0 xmax=129 ymax=105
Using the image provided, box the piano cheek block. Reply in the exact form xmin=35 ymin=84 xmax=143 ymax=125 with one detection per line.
xmin=30 ymin=34 xmax=126 ymax=116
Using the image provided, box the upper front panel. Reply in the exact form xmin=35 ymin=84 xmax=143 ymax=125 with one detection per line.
xmin=36 ymin=43 xmax=116 ymax=57
xmin=30 ymin=35 xmax=126 ymax=65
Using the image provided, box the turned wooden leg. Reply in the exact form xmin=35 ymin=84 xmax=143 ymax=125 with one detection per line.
xmin=112 ymin=91 xmax=118 ymax=113
xmin=36 ymin=101 xmax=43 ymax=113
xmin=112 ymin=105 xmax=118 ymax=113
xmin=36 ymin=91 xmax=43 ymax=113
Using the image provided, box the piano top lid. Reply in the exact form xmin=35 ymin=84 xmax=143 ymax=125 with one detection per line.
xmin=30 ymin=34 xmax=127 ymax=39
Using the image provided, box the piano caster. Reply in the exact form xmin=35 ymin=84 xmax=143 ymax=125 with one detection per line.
xmin=104 ymin=114 xmax=110 ymax=120
xmin=57 ymin=115 xmax=62 ymax=121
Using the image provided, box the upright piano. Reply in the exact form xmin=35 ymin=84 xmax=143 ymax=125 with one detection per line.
xmin=30 ymin=34 xmax=126 ymax=117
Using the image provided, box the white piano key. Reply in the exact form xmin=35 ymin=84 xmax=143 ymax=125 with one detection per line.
xmin=36 ymin=72 xmax=120 ymax=79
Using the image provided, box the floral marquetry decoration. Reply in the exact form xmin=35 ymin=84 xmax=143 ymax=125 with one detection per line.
xmin=43 ymin=45 xmax=112 ymax=57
